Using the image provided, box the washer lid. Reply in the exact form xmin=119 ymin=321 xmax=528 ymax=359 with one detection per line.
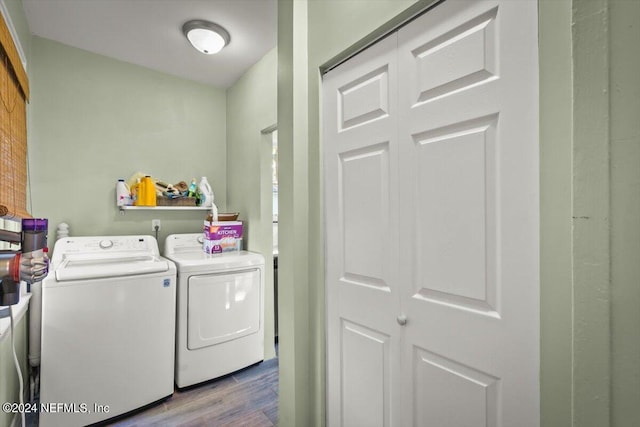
xmin=49 ymin=235 xmax=169 ymax=281
xmin=55 ymin=252 xmax=170 ymax=281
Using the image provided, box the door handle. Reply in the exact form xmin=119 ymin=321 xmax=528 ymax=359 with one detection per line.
xmin=397 ymin=314 xmax=407 ymax=326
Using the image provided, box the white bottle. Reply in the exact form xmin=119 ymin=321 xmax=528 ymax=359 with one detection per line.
xmin=56 ymin=222 xmax=69 ymax=240
xmin=116 ymin=179 xmax=132 ymax=206
xmin=198 ymin=177 xmax=214 ymax=208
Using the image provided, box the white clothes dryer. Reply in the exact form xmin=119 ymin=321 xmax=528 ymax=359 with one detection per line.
xmin=164 ymin=233 xmax=265 ymax=388
xmin=40 ymin=235 xmax=176 ymax=427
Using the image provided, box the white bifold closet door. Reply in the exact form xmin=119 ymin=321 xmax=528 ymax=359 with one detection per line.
xmin=323 ymin=1 xmax=539 ymax=426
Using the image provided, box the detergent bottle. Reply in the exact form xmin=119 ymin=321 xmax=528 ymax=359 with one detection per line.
xmin=198 ymin=177 xmax=214 ymax=207
xmin=116 ymin=179 xmax=132 ymax=206
xmin=142 ymin=176 xmax=157 ymax=206
xmin=187 ymin=179 xmax=198 ymax=198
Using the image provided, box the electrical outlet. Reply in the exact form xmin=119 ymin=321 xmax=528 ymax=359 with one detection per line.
xmin=152 ymin=219 xmax=161 ymax=231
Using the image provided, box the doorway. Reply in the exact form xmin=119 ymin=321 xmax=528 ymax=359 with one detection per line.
xmin=271 ymin=130 xmax=279 ymax=342
xmin=261 ymin=125 xmax=279 ymax=347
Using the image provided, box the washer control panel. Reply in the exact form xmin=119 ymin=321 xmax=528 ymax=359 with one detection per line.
xmin=50 ymin=235 xmax=160 ymax=265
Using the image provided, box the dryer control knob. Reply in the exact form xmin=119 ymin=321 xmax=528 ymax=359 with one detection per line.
xmin=99 ymin=239 xmax=113 ymax=249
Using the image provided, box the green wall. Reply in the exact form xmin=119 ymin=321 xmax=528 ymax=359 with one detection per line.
xmin=539 ymin=0 xmax=573 ymax=425
xmin=28 ymin=37 xmax=228 ymax=249
xmin=541 ymin=1 xmax=640 ymax=426
xmin=609 ymin=0 xmax=640 ymax=425
xmin=226 ymin=48 xmax=278 ymax=361
xmin=277 ymin=2 xmax=310 ymax=425
xmin=571 ymin=0 xmax=612 ymax=425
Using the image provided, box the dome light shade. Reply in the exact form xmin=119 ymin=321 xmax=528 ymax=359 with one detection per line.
xmin=182 ymin=20 xmax=230 ymax=55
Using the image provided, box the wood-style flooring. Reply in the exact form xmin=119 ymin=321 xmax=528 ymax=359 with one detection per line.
xmin=109 ymin=357 xmax=279 ymax=427
xmin=27 ymin=357 xmax=278 ymax=427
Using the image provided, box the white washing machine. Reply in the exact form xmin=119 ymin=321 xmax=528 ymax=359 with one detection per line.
xmin=40 ymin=236 xmax=176 ymax=427
xmin=164 ymin=233 xmax=265 ymax=388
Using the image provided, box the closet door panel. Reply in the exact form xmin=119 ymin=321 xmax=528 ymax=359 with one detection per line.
xmin=413 ymin=347 xmax=499 ymax=427
xmin=324 ymin=34 xmax=401 ymax=427
xmin=341 ymin=321 xmax=390 ymax=427
xmin=398 ymin=1 xmax=539 ymax=426
xmin=412 ymin=118 xmax=498 ymax=310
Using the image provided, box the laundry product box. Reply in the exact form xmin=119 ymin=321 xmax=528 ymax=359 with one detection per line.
xmin=203 ymin=221 xmax=243 ymax=254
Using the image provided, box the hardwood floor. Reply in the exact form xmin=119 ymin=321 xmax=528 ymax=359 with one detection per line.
xmin=109 ymin=357 xmax=279 ymax=427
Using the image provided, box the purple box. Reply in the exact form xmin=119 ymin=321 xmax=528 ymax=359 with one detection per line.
xmin=203 ymin=221 xmax=243 ymax=254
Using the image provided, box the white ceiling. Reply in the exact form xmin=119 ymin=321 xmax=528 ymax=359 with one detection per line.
xmin=22 ymin=0 xmax=277 ymax=88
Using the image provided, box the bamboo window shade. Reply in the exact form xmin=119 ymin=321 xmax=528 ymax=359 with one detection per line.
xmin=0 ymin=11 xmax=29 ymax=218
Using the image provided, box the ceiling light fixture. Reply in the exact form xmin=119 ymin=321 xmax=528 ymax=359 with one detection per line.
xmin=182 ymin=20 xmax=230 ymax=55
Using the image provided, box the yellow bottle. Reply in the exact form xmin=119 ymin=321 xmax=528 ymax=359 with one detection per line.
xmin=143 ymin=176 xmax=156 ymax=206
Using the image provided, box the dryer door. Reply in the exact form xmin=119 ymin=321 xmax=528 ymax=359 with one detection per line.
xmin=187 ymin=268 xmax=261 ymax=350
